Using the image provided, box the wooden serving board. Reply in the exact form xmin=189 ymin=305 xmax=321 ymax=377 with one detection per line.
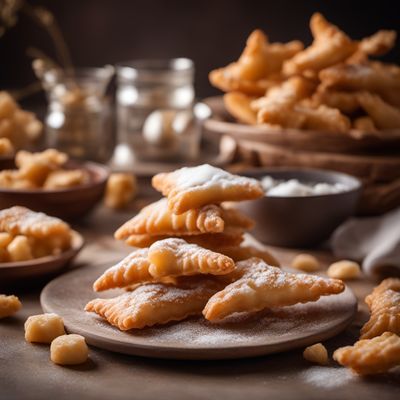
xmin=40 ymin=250 xmax=357 ymax=360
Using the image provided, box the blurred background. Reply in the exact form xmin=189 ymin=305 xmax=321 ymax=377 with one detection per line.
xmin=1 ymin=0 xmax=399 ymax=102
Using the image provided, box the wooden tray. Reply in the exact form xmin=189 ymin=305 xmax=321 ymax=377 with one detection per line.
xmin=203 ymin=96 xmax=400 ymax=154
xmin=41 ymin=259 xmax=357 ymax=360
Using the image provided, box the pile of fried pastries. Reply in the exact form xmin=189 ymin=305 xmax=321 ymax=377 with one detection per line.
xmin=0 ymin=91 xmax=42 ymax=149
xmin=0 ymin=148 xmax=90 ymax=190
xmin=210 ymin=13 xmax=400 ymax=133
xmin=0 ymin=206 xmax=73 ymax=262
xmin=85 ymin=164 xmax=346 ymax=330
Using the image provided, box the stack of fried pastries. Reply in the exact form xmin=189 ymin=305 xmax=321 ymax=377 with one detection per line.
xmin=211 ymin=13 xmax=400 ymax=132
xmin=85 ymin=164 xmax=345 ymax=330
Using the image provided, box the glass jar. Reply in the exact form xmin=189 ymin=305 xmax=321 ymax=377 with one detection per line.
xmin=42 ymin=66 xmax=115 ymax=163
xmin=115 ymin=58 xmax=196 ymax=163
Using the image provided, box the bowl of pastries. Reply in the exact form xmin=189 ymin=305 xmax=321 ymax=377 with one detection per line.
xmin=204 ymin=13 xmax=400 ymax=214
xmin=0 ymin=148 xmax=109 ymax=220
xmin=0 ymin=206 xmax=83 ymax=281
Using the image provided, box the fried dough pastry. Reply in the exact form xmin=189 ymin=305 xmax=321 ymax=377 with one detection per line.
xmin=333 ymin=332 xmax=400 ymax=375
xmin=357 ymin=92 xmax=400 ymax=129
xmin=203 ymin=258 xmax=344 ymax=321
xmin=123 ymin=229 xmax=245 ymax=248
xmin=85 ymin=278 xmax=222 ymax=330
xmin=93 ymin=249 xmax=153 ymax=291
xmin=147 ymin=238 xmax=235 ymax=278
xmin=115 ymin=199 xmax=225 ymax=239
xmin=251 ymin=76 xmax=316 ymax=112
xmin=353 ymin=116 xmax=377 ymax=131
xmin=209 ymin=244 xmax=279 ymax=267
xmin=258 ymin=103 xmax=351 ymax=132
xmin=360 ymin=278 xmax=400 ymax=339
xmin=43 ymin=169 xmax=90 ymax=190
xmin=223 ymin=92 xmax=257 ymax=124
xmin=283 ymin=13 xmax=357 ymax=75
xmin=358 ymin=30 xmax=397 ymax=57
xmin=209 ymin=29 xmax=302 ymax=95
xmin=0 ymin=206 xmax=71 ymax=241
xmin=311 ymin=88 xmax=360 ymax=114
xmin=15 ymin=149 xmax=68 ymax=186
xmin=152 ymin=164 xmax=263 ymax=215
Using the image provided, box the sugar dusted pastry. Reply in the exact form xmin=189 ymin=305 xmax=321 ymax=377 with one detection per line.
xmin=283 ymin=13 xmax=357 ymax=75
xmin=0 ymin=170 xmax=37 ymax=190
xmin=50 ymin=334 xmax=89 ymax=365
xmin=203 ymin=258 xmax=344 ymax=321
xmin=327 ymin=260 xmax=361 ymax=280
xmin=223 ymin=92 xmax=257 ymax=125
xmin=333 ymin=332 xmax=400 ymax=375
xmin=43 ymin=169 xmax=90 ymax=190
xmin=86 ymin=277 xmax=222 ymax=330
xmin=105 ymin=172 xmax=137 ymax=209
xmin=0 ymin=294 xmax=22 ymax=318
xmin=148 ymin=238 xmax=235 ymax=278
xmin=24 ymin=313 xmax=65 ymax=343
xmin=0 ymin=206 xmax=72 ymax=261
xmin=152 ymin=164 xmax=263 ymax=214
xmin=124 ymin=229 xmax=245 ymax=249
xmin=291 ymin=254 xmax=320 ymax=272
xmin=211 ymin=244 xmax=279 ymax=267
xmin=360 ymin=278 xmax=400 ymax=339
xmin=115 ymin=199 xmax=225 ymax=239
xmin=93 ymin=248 xmax=153 ymax=291
xmin=303 ymin=343 xmax=329 ymax=365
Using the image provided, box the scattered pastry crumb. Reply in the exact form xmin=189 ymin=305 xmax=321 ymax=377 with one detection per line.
xmin=0 ymin=294 xmax=22 ymax=318
xmin=291 ymin=254 xmax=320 ymax=272
xmin=105 ymin=172 xmax=137 ymax=209
xmin=24 ymin=313 xmax=65 ymax=343
xmin=303 ymin=343 xmax=329 ymax=365
xmin=327 ymin=260 xmax=361 ymax=280
xmin=50 ymin=334 xmax=89 ymax=365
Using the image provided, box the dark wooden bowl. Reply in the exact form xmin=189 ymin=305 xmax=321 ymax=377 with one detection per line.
xmin=0 ymin=230 xmax=84 ymax=281
xmin=236 ymin=168 xmax=361 ymax=248
xmin=203 ymin=96 xmax=400 ymax=154
xmin=0 ymin=161 xmax=109 ymax=221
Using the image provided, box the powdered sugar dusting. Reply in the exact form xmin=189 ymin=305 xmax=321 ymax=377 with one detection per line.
xmin=300 ymin=366 xmax=354 ymax=389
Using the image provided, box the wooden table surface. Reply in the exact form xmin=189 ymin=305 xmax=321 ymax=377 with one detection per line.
xmin=1 ymin=185 xmax=400 ymax=400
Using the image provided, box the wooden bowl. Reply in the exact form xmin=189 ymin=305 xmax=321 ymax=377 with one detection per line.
xmin=203 ymin=96 xmax=400 ymax=154
xmin=0 ymin=161 xmax=109 ymax=221
xmin=0 ymin=230 xmax=84 ymax=281
xmin=236 ymin=168 xmax=361 ymax=248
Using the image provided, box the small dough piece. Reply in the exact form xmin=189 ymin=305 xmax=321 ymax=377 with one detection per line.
xmin=283 ymin=13 xmax=357 ymax=75
xmin=50 ymin=334 xmax=88 ymax=365
xmin=327 ymin=260 xmax=361 ymax=280
xmin=353 ymin=116 xmax=377 ymax=132
xmin=303 ymin=343 xmax=329 ymax=365
xmin=105 ymin=172 xmax=137 ymax=209
xmin=0 ymin=138 xmax=14 ymax=156
xmin=360 ymin=278 xmax=400 ymax=339
xmin=358 ymin=30 xmax=397 ymax=57
xmin=223 ymin=92 xmax=257 ymax=125
xmin=311 ymin=89 xmax=360 ymax=114
xmin=115 ymin=199 xmax=226 ymax=238
xmin=43 ymin=169 xmax=90 ymax=190
xmin=7 ymin=235 xmax=33 ymax=262
xmin=24 ymin=313 xmax=65 ymax=343
xmin=291 ymin=254 xmax=320 ymax=272
xmin=86 ymin=277 xmax=222 ymax=330
xmin=93 ymin=248 xmax=153 ymax=291
xmin=148 ymin=238 xmax=235 ymax=278
xmin=333 ymin=332 xmax=400 ymax=375
xmin=203 ymin=258 xmax=344 ymax=321
xmin=0 ymin=294 xmax=22 ymax=318
xmin=152 ymin=164 xmax=263 ymax=215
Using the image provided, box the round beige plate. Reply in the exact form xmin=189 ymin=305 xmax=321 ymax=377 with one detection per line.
xmin=41 ymin=262 xmax=357 ymax=360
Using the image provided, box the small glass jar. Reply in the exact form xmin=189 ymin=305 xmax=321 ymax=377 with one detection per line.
xmin=43 ymin=66 xmax=115 ymax=163
xmin=115 ymin=58 xmax=196 ymax=163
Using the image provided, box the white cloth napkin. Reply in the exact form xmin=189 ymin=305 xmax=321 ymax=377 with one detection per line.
xmin=331 ymin=207 xmax=400 ymax=277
